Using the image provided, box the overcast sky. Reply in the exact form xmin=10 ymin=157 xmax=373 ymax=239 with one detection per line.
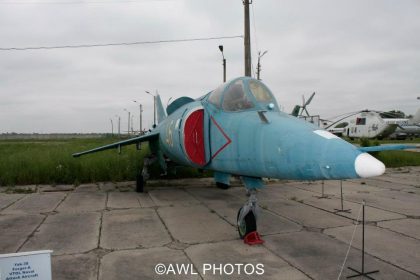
xmin=1 ymin=0 xmax=419 ymax=133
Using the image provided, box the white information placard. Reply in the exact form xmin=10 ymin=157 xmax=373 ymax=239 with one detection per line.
xmin=0 ymin=250 xmax=52 ymax=280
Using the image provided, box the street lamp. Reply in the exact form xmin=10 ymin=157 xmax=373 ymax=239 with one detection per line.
xmin=115 ymin=115 xmax=121 ymax=137
xmin=145 ymin=90 xmax=156 ymax=127
xmin=110 ymin=118 xmax=113 ymax=135
xmin=133 ymin=100 xmax=143 ymax=134
xmin=218 ymin=45 xmax=226 ymax=82
xmin=256 ymin=50 xmax=268 ymax=80
xmin=123 ymin=108 xmax=130 ymax=135
xmin=131 ymin=114 xmax=134 ymax=133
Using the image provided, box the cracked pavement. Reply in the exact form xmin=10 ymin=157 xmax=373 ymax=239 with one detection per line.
xmin=1 ymin=167 xmax=420 ymax=279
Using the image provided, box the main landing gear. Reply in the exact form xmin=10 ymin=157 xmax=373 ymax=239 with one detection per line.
xmin=136 ymin=173 xmax=144 ymax=193
xmin=136 ymin=156 xmax=157 ymax=193
xmin=216 ymin=182 xmax=230 ymax=189
xmin=214 ymin=171 xmax=231 ymax=190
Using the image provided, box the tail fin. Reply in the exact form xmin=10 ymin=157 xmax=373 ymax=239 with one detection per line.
xmin=156 ymin=94 xmax=167 ymax=124
xmin=291 ymin=105 xmax=301 ymax=117
xmin=412 ymin=108 xmax=420 ymax=124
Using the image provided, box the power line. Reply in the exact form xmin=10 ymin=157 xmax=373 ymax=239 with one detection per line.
xmin=0 ymin=0 xmax=168 ymax=4
xmin=0 ymin=35 xmax=243 ymax=51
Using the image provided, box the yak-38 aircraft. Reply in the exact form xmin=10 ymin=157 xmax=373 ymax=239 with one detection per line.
xmin=74 ymin=77 xmax=414 ymax=241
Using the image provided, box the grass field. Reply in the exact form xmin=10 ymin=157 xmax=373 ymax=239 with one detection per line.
xmin=352 ymin=138 xmax=420 ymax=167
xmin=0 ymin=137 xmax=418 ymax=186
xmin=0 ymin=137 xmax=149 ymax=186
xmin=376 ymin=151 xmax=420 ymax=168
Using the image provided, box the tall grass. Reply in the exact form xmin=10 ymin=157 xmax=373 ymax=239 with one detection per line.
xmin=355 ymin=138 xmax=420 ymax=167
xmin=376 ymin=151 xmax=420 ymax=168
xmin=0 ymin=137 xmax=148 ymax=186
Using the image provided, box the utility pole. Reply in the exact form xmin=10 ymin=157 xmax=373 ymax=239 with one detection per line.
xmin=128 ymin=111 xmax=131 ymax=135
xmin=146 ymin=90 xmax=157 ymax=127
xmin=117 ymin=115 xmax=120 ymax=137
xmin=243 ymin=0 xmax=252 ymax=77
xmin=154 ymin=94 xmax=156 ymax=126
xmin=218 ymin=45 xmax=226 ymax=82
xmin=133 ymin=100 xmax=143 ymax=135
xmin=257 ymin=50 xmax=268 ymax=80
xmin=140 ymin=104 xmax=143 ymax=134
xmin=124 ymin=109 xmax=130 ymax=135
xmin=131 ymin=114 xmax=134 ymax=133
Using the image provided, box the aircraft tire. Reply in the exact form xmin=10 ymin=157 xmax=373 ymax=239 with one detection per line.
xmin=216 ymin=182 xmax=230 ymax=190
xmin=136 ymin=174 xmax=144 ymax=193
xmin=237 ymin=207 xmax=257 ymax=239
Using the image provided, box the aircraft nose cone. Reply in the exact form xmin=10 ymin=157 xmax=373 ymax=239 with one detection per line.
xmin=354 ymin=153 xmax=385 ymax=178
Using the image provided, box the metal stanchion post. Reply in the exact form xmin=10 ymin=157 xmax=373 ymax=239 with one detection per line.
xmin=316 ymin=180 xmax=330 ymax=199
xmin=335 ymin=180 xmax=352 ymax=213
xmin=347 ymin=201 xmax=379 ymax=279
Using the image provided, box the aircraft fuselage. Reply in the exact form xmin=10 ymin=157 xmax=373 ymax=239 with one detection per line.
xmin=158 ymin=77 xmax=384 ymax=183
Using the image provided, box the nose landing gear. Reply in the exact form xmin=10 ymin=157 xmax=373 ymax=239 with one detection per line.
xmin=237 ymin=188 xmax=264 ymax=245
xmin=237 ymin=206 xmax=256 ymax=239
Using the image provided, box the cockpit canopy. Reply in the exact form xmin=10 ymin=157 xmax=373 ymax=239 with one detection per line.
xmin=207 ymin=77 xmax=279 ymax=112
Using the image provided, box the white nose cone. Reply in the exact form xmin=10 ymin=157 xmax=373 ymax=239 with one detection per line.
xmin=355 ymin=153 xmax=386 ymax=178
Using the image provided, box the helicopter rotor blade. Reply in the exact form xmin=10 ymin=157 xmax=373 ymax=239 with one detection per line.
xmin=306 ymin=92 xmax=316 ymax=106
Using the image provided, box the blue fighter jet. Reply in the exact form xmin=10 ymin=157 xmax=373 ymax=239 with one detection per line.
xmin=73 ymin=76 xmax=414 ymax=241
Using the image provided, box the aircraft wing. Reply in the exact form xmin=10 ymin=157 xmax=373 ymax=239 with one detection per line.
xmin=72 ymin=131 xmax=159 ymax=158
xmin=358 ymin=144 xmax=418 ymax=153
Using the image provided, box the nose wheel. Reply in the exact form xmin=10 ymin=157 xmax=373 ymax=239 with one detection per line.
xmin=237 ymin=207 xmax=256 ymax=239
xmin=237 ymin=188 xmax=264 ymax=244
